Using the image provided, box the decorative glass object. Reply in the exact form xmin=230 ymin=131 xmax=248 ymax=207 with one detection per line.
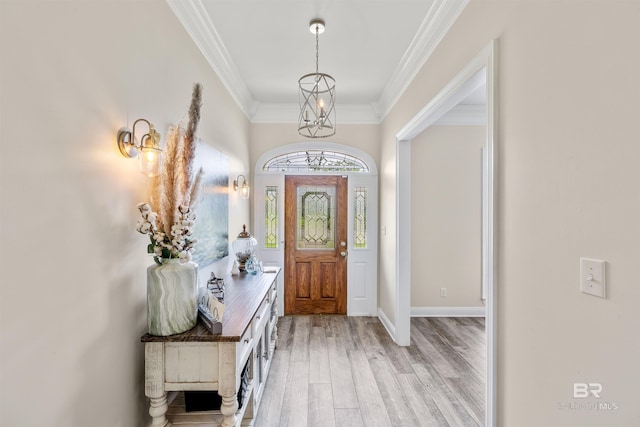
xmin=232 ymin=224 xmax=257 ymax=271
xmin=245 ymin=256 xmax=263 ymax=275
xmin=245 ymin=256 xmax=257 ymax=274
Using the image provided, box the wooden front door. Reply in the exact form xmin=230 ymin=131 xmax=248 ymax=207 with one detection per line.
xmin=284 ymin=175 xmax=347 ymax=314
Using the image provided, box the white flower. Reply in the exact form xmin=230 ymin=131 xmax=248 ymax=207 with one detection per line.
xmin=177 ymin=251 xmax=192 ymax=262
xmin=136 ymin=221 xmax=152 ymax=234
xmin=147 ymin=212 xmax=157 ymax=224
xmin=136 ymin=200 xmax=198 ymax=262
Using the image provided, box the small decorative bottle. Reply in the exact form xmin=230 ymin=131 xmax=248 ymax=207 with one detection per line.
xmin=231 ymin=260 xmax=240 ymax=276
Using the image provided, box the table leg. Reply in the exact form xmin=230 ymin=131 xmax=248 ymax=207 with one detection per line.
xmin=145 ymin=342 xmax=170 ymax=426
xmin=219 ymin=392 xmax=238 ymax=427
xmin=149 ymin=394 xmax=171 ymax=427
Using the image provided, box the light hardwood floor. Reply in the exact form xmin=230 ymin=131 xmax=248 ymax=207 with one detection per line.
xmin=254 ymin=316 xmax=486 ymax=427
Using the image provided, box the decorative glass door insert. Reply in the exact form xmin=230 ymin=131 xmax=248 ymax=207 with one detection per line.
xmin=297 ymin=185 xmax=336 ymax=250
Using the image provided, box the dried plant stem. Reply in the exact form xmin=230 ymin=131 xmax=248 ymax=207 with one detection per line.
xmin=146 ymin=84 xmax=204 ymax=241
xmin=149 ymin=175 xmax=164 ymax=233
xmin=160 ymin=124 xmax=181 ymax=234
xmin=188 ymin=167 xmax=205 ymax=210
xmin=180 ymin=83 xmax=202 ymax=202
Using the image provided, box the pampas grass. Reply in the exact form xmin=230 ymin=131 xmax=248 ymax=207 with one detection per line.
xmin=180 ymin=83 xmax=201 ymax=200
xmin=149 ymin=83 xmax=204 ymax=238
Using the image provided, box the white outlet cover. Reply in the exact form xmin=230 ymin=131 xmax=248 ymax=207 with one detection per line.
xmin=580 ymin=258 xmax=606 ymax=298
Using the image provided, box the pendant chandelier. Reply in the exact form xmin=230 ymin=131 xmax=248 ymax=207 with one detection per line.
xmin=298 ymin=18 xmax=336 ymax=138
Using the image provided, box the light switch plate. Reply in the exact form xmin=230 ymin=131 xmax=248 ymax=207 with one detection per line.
xmin=580 ymin=258 xmax=606 ymax=298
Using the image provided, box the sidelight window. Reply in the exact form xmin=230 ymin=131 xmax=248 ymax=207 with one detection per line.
xmin=264 ymin=186 xmax=278 ymax=249
xmin=354 ymin=187 xmax=367 ymax=248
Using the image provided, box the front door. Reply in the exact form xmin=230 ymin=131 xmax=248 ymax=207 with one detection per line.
xmin=284 ymin=175 xmax=347 ymax=314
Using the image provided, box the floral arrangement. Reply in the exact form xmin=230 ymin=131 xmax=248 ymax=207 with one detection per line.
xmin=136 ymin=83 xmax=205 ymax=264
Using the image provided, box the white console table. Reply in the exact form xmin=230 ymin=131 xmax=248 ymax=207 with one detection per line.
xmin=141 ymin=269 xmax=280 ymax=427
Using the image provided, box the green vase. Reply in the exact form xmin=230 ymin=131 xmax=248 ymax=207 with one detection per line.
xmin=147 ymin=258 xmax=198 ymax=336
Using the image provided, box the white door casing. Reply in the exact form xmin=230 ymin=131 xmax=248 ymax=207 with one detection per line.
xmin=394 ymin=40 xmax=498 ymax=427
xmin=254 ymin=142 xmax=379 ymax=317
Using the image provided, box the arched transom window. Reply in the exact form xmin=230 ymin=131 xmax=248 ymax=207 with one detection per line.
xmin=263 ymin=150 xmax=369 ymax=173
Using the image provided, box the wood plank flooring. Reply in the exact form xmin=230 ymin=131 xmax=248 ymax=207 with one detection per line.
xmin=254 ymin=316 xmax=486 ymax=427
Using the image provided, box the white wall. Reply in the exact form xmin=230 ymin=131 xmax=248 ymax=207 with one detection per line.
xmin=380 ymin=1 xmax=640 ymax=426
xmin=0 ymin=1 xmax=250 ymax=426
xmin=411 ymin=125 xmax=485 ymax=309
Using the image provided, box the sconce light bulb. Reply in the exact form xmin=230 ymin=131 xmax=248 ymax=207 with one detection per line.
xmin=241 ymin=181 xmax=250 ymax=200
xmin=139 ymin=146 xmax=162 ymax=177
xmin=234 ymin=175 xmax=250 ymax=199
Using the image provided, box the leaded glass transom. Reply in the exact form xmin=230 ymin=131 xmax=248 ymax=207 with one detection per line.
xmin=354 ymin=187 xmax=367 ymax=248
xmin=263 ymin=150 xmax=369 ymax=172
xmin=264 ymin=186 xmax=278 ymax=249
xmin=297 ymin=185 xmax=336 ymax=249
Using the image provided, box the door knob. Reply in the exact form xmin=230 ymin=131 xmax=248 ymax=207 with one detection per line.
xmin=340 ymin=251 xmax=347 ymax=257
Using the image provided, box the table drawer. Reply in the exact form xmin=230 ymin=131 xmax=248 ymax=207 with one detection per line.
xmin=164 ymin=342 xmax=219 ymax=384
xmin=253 ymin=297 xmax=270 ymax=334
xmin=237 ymin=324 xmax=253 ymax=366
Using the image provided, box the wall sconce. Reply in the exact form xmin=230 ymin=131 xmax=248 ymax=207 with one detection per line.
xmin=233 ymin=175 xmax=250 ymax=200
xmin=117 ymin=118 xmax=163 ymax=177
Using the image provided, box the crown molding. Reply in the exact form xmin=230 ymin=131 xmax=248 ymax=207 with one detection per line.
xmin=375 ymin=0 xmax=470 ymax=121
xmin=168 ymin=0 xmax=469 ymax=124
xmin=167 ymin=0 xmax=257 ymax=118
xmin=252 ymin=103 xmax=380 ymax=124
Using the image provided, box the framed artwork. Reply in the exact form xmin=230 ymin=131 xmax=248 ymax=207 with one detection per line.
xmin=191 ymin=141 xmax=229 ymax=268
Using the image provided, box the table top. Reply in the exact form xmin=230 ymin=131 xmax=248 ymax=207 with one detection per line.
xmin=141 ymin=268 xmax=280 ymax=343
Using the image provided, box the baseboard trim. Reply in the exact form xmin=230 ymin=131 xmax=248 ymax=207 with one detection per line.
xmin=349 ymin=312 xmax=376 ymax=317
xmin=411 ymin=306 xmax=486 ymax=317
xmin=377 ymin=307 xmax=397 ymax=342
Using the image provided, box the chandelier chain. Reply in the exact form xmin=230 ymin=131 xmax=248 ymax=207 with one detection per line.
xmin=315 ymin=26 xmax=319 ymax=75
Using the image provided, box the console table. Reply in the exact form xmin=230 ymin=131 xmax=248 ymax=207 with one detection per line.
xmin=141 ymin=269 xmax=280 ymax=427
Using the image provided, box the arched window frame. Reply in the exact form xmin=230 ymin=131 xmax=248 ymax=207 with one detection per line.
xmin=263 ymin=149 xmax=370 ymax=173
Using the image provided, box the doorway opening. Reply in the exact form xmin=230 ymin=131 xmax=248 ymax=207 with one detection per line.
xmin=395 ymin=40 xmax=497 ymax=426
xmin=254 ymin=142 xmax=379 ymax=318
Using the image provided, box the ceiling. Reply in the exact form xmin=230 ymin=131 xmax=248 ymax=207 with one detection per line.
xmin=167 ymin=0 xmax=471 ymax=124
